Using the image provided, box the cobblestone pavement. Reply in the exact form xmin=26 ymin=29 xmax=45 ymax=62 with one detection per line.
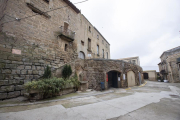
xmin=0 ymin=81 xmax=180 ymax=120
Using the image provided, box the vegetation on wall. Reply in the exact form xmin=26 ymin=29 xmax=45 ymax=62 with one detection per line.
xmin=62 ymin=64 xmax=72 ymax=79
xmin=42 ymin=65 xmax=52 ymax=79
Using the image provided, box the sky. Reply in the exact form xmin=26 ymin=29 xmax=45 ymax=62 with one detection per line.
xmin=70 ymin=0 xmax=180 ymax=72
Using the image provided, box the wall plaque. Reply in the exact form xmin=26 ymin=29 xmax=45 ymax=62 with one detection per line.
xmin=12 ymin=49 xmax=21 ymax=55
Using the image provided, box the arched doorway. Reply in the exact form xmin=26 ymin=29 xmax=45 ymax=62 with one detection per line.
xmin=78 ymin=51 xmax=85 ymax=59
xmin=107 ymin=71 xmax=121 ymax=88
xmin=127 ymin=71 xmax=135 ymax=87
xmin=143 ymin=73 xmax=149 ymax=79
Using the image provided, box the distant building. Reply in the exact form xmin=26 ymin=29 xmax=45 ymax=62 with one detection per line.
xmin=143 ymin=70 xmax=157 ymax=81
xmin=118 ymin=56 xmax=140 ymax=66
xmin=158 ymin=46 xmax=180 ymax=82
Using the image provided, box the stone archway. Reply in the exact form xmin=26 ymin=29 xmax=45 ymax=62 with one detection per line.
xmin=127 ymin=71 xmax=136 ymax=87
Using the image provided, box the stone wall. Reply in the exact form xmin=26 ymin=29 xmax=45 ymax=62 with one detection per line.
xmin=166 ymin=53 xmax=180 ymax=83
xmin=63 ymin=59 xmax=143 ymax=90
xmin=0 ymin=31 xmax=77 ymax=100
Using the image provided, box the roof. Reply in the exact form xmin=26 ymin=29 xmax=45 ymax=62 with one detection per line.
xmin=63 ymin=0 xmax=81 ymax=13
xmin=160 ymin=46 xmax=180 ymax=58
xmin=118 ymin=56 xmax=139 ymax=60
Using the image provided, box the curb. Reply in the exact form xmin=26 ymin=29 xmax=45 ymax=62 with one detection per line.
xmin=139 ymin=81 xmax=147 ymax=87
xmin=0 ymin=90 xmax=114 ymax=108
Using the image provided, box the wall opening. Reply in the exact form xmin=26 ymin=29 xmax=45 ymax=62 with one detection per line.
xmin=107 ymin=71 xmax=120 ymax=88
xmin=143 ymin=73 xmax=149 ymax=79
xmin=78 ymin=51 xmax=85 ymax=59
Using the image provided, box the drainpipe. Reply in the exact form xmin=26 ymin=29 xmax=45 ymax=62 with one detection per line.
xmin=138 ymin=71 xmax=141 ymax=85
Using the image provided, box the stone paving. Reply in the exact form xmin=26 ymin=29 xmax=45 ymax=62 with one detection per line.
xmin=0 ymin=81 xmax=180 ymax=120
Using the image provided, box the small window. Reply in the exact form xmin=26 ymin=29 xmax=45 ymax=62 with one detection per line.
xmin=43 ymin=0 xmax=49 ymax=3
xmin=102 ymin=49 xmax=104 ymax=58
xmin=102 ymin=40 xmax=104 ymax=44
xmin=81 ymin=40 xmax=84 ymax=46
xmin=89 ymin=26 xmax=91 ymax=32
xmin=97 ymin=45 xmax=99 ymax=55
xmin=132 ymin=60 xmax=136 ymax=64
xmin=97 ymin=35 xmax=99 ymax=39
xmin=106 ymin=44 xmax=108 ymax=48
xmin=107 ymin=52 xmax=108 ymax=59
xmin=65 ymin=44 xmax=68 ymax=51
xmin=88 ymin=38 xmax=91 ymax=50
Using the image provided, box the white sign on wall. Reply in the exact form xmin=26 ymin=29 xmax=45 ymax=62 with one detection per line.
xmin=123 ymin=74 xmax=126 ymax=80
xmin=12 ymin=49 xmax=21 ymax=55
xmin=88 ymin=54 xmax=91 ymax=57
xmin=118 ymin=77 xmax=120 ymax=81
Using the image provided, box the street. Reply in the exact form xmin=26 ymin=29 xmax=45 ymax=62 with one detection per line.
xmin=0 ymin=81 xmax=180 ymax=120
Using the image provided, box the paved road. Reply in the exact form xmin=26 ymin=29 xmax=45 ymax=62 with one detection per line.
xmin=0 ymin=81 xmax=180 ymax=120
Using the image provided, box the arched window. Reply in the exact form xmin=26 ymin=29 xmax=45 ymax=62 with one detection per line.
xmin=78 ymin=51 xmax=85 ymax=59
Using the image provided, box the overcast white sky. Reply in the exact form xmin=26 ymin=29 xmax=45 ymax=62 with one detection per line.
xmin=70 ymin=0 xmax=180 ymax=71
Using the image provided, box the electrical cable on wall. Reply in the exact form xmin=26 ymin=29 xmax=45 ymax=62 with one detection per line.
xmin=0 ymin=0 xmax=88 ymax=26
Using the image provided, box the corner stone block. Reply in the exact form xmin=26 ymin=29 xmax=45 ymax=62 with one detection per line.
xmin=2 ymin=69 xmax=11 ymax=74
xmin=0 ymin=93 xmax=7 ymax=100
xmin=32 ymin=70 xmax=38 ymax=75
xmin=15 ymin=85 xmax=24 ymax=91
xmin=7 ymin=91 xmax=20 ymax=98
xmin=0 ymin=80 xmax=8 ymax=86
xmin=25 ymin=66 xmax=31 ymax=69
xmin=17 ymin=65 xmax=25 ymax=70
xmin=21 ymin=70 xmax=27 ymax=74
xmin=0 ymin=85 xmax=14 ymax=92
xmin=12 ymin=70 xmax=20 ymax=74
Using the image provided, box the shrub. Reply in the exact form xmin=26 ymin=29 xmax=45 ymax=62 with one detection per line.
xmin=42 ymin=65 xmax=52 ymax=79
xmin=25 ymin=76 xmax=80 ymax=99
xmin=25 ymin=78 xmax=65 ymax=98
xmin=62 ymin=64 xmax=72 ymax=79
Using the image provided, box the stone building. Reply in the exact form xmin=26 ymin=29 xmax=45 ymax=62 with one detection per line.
xmin=118 ymin=56 xmax=140 ymax=66
xmin=0 ymin=0 xmax=143 ymax=100
xmin=158 ymin=46 xmax=180 ymax=82
xmin=143 ymin=70 xmax=157 ymax=81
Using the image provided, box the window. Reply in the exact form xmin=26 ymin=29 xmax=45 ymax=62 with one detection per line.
xmin=81 ymin=40 xmax=84 ymax=46
xmin=97 ymin=35 xmax=99 ymax=39
xmin=64 ymin=22 xmax=69 ymax=32
xmin=102 ymin=49 xmax=104 ymax=58
xmin=97 ymin=45 xmax=99 ymax=55
xmin=89 ymin=26 xmax=91 ymax=32
xmin=132 ymin=60 xmax=136 ymax=64
xmin=64 ymin=44 xmax=68 ymax=51
xmin=102 ymin=40 xmax=104 ymax=44
xmin=106 ymin=44 xmax=108 ymax=48
xmin=107 ymin=52 xmax=108 ymax=59
xmin=88 ymin=38 xmax=91 ymax=50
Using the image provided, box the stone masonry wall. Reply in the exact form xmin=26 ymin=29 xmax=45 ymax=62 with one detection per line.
xmin=166 ymin=53 xmax=180 ymax=83
xmin=71 ymin=59 xmax=144 ymax=90
xmin=0 ymin=31 xmax=77 ymax=100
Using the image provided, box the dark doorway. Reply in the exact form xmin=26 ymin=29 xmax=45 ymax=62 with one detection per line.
xmin=143 ymin=73 xmax=149 ymax=79
xmin=108 ymin=71 xmax=120 ymax=88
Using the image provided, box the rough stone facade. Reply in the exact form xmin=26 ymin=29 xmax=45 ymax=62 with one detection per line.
xmin=0 ymin=0 xmax=142 ymax=100
xmin=54 ymin=59 xmax=144 ymax=91
xmin=158 ymin=46 xmax=180 ymax=82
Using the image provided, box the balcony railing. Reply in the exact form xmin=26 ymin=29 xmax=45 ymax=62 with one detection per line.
xmin=59 ymin=26 xmax=75 ymax=42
